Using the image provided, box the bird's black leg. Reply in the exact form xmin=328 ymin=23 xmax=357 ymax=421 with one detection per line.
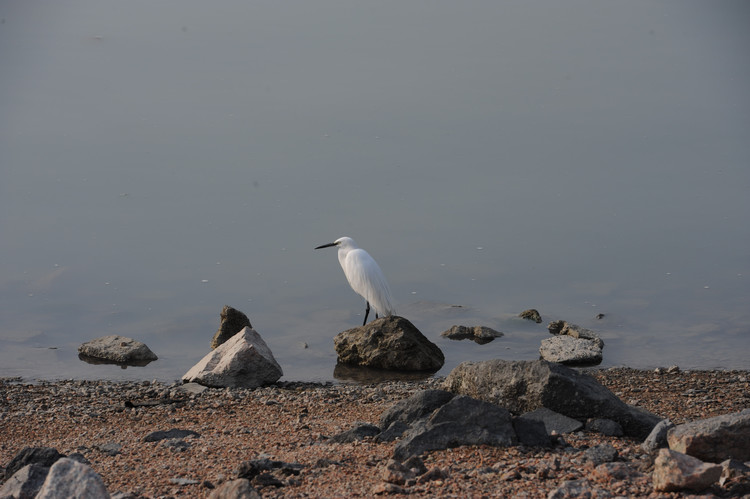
xmin=363 ymin=302 xmax=370 ymax=326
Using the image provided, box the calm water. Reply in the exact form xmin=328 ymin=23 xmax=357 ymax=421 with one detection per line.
xmin=1 ymin=1 xmax=749 ymax=382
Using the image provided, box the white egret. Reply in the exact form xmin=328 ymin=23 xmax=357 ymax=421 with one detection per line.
xmin=315 ymin=236 xmax=395 ymax=325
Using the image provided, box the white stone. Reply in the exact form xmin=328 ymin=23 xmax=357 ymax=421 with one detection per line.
xmin=36 ymin=458 xmax=110 ymax=499
xmin=183 ymin=327 xmax=283 ymax=388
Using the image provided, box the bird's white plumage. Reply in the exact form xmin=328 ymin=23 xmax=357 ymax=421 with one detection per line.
xmin=316 ymin=236 xmax=395 ymax=322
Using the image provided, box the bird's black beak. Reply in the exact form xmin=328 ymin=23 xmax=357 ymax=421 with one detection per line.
xmin=315 ymin=242 xmax=337 ymax=249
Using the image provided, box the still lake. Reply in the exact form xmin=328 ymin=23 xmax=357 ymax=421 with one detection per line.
xmin=1 ymin=1 xmax=748 ymax=382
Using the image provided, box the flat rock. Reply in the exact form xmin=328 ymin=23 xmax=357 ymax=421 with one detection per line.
xmin=393 ymin=395 xmax=516 ymax=460
xmin=143 ymin=428 xmax=201 ymax=442
xmin=516 ymin=407 xmax=583 ymax=435
xmin=183 ymin=326 xmax=283 ymax=388
xmin=211 ymin=305 xmax=252 ymax=349
xmin=334 ymin=316 xmax=444 ymax=371
xmin=652 ymin=448 xmax=722 ymax=492
xmin=35 ymin=457 xmax=110 ymax=499
xmin=667 ymin=408 xmax=750 ymax=462
xmin=539 ymin=335 xmax=603 ymax=365
xmin=547 ymin=320 xmax=604 ymax=346
xmin=443 ymin=359 xmax=660 ymax=439
xmin=78 ymin=335 xmax=157 ymax=366
xmin=440 ymin=325 xmax=503 ymax=344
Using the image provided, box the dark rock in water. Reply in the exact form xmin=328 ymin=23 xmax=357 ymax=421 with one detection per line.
xmin=35 ymin=457 xmax=110 ymax=499
xmin=517 ymin=407 xmax=583 ymax=435
xmin=0 ymin=463 xmax=49 ymax=499
xmin=519 ymin=309 xmax=542 ymax=323
xmin=443 ymin=359 xmax=660 ymax=439
xmin=440 ymin=325 xmax=503 ymax=344
xmin=334 ymin=316 xmax=444 ymax=371
xmin=78 ymin=335 xmax=157 ymax=366
xmin=143 ymin=428 xmax=201 ymax=442
xmin=667 ymin=409 xmax=750 ymax=462
xmin=211 ymin=305 xmax=252 ymax=349
xmin=642 ymin=419 xmax=674 ymax=453
xmin=585 ymin=418 xmax=624 ymax=437
xmin=328 ymin=423 xmax=381 ymax=443
xmin=4 ymin=447 xmax=64 ymax=480
xmin=379 ymin=389 xmax=455 ymax=430
xmin=393 ymin=395 xmax=516 ymax=460
xmin=183 ymin=326 xmax=283 ymax=388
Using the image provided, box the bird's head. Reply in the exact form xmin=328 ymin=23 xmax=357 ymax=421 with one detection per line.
xmin=315 ymin=236 xmax=357 ymax=250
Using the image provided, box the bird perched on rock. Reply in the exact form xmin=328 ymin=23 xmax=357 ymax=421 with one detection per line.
xmin=315 ymin=236 xmax=395 ymax=325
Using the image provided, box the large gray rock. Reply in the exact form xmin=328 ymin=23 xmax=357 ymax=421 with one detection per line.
xmin=379 ymin=389 xmax=455 ymax=430
xmin=78 ymin=335 xmax=157 ymax=365
xmin=334 ymin=316 xmax=444 ymax=371
xmin=443 ymin=359 xmax=660 ymax=439
xmin=35 ymin=458 xmax=110 ymax=499
xmin=393 ymin=395 xmax=516 ymax=460
xmin=183 ymin=326 xmax=283 ymax=388
xmin=652 ymin=449 xmax=722 ymax=492
xmin=211 ymin=305 xmax=252 ymax=350
xmin=539 ymin=335 xmax=603 ymax=365
xmin=0 ymin=463 xmax=49 ymax=499
xmin=667 ymin=409 xmax=750 ymax=462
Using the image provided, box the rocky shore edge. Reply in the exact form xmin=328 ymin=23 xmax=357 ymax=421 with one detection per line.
xmin=1 ymin=367 xmax=749 ymax=498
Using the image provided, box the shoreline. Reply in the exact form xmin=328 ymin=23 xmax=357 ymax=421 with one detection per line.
xmin=2 ymin=367 xmax=749 ymax=497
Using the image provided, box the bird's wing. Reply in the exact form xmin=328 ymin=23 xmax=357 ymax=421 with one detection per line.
xmin=344 ymin=249 xmax=395 ymax=316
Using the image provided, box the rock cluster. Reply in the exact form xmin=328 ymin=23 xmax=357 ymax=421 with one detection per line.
xmin=334 ymin=316 xmax=444 ymax=371
xmin=77 ymin=335 xmax=157 ymax=366
xmin=540 ymin=320 xmax=604 ymax=365
xmin=439 ymin=325 xmax=503 ymax=344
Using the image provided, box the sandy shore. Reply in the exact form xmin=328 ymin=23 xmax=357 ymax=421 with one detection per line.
xmin=1 ymin=368 xmax=749 ymax=498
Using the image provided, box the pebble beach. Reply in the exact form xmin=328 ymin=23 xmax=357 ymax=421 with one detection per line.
xmin=2 ymin=367 xmax=749 ymax=498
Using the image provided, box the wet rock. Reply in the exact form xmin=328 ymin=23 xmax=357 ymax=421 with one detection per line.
xmin=78 ymin=335 xmax=157 ymax=366
xmin=641 ymin=418 xmax=674 ymax=453
xmin=0 ymin=463 xmax=49 ymax=499
xmin=539 ymin=335 xmax=603 ymax=365
xmin=183 ymin=326 xmax=283 ymax=388
xmin=652 ymin=448 xmax=722 ymax=492
xmin=542 ymin=321 xmax=604 ymax=365
xmin=3 ymin=447 xmax=64 ymax=479
xmin=36 ymin=457 xmax=110 ymax=499
xmin=585 ymin=418 xmax=623 ymax=437
xmin=143 ymin=428 xmax=201 ymax=442
xmin=667 ymin=408 xmax=750 ymax=462
xmin=207 ymin=478 xmax=261 ymax=499
xmin=443 ymin=359 xmax=660 ymax=439
xmin=440 ymin=325 xmax=503 ymax=344
xmin=393 ymin=395 xmax=516 ymax=460
xmin=211 ymin=305 xmax=253 ymax=350
xmin=328 ymin=423 xmax=381 ymax=443
xmin=519 ymin=309 xmax=542 ymax=323
xmin=516 ymin=407 xmax=583 ymax=435
xmin=334 ymin=316 xmax=444 ymax=371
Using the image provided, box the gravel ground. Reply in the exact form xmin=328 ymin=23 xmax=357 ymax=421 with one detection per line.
xmin=1 ymin=368 xmax=749 ymax=498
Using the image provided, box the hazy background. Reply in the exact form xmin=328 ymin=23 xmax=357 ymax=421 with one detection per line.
xmin=1 ymin=1 xmax=748 ymax=382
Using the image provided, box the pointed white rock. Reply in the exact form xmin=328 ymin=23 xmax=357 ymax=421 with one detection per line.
xmin=183 ymin=326 xmax=283 ymax=388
